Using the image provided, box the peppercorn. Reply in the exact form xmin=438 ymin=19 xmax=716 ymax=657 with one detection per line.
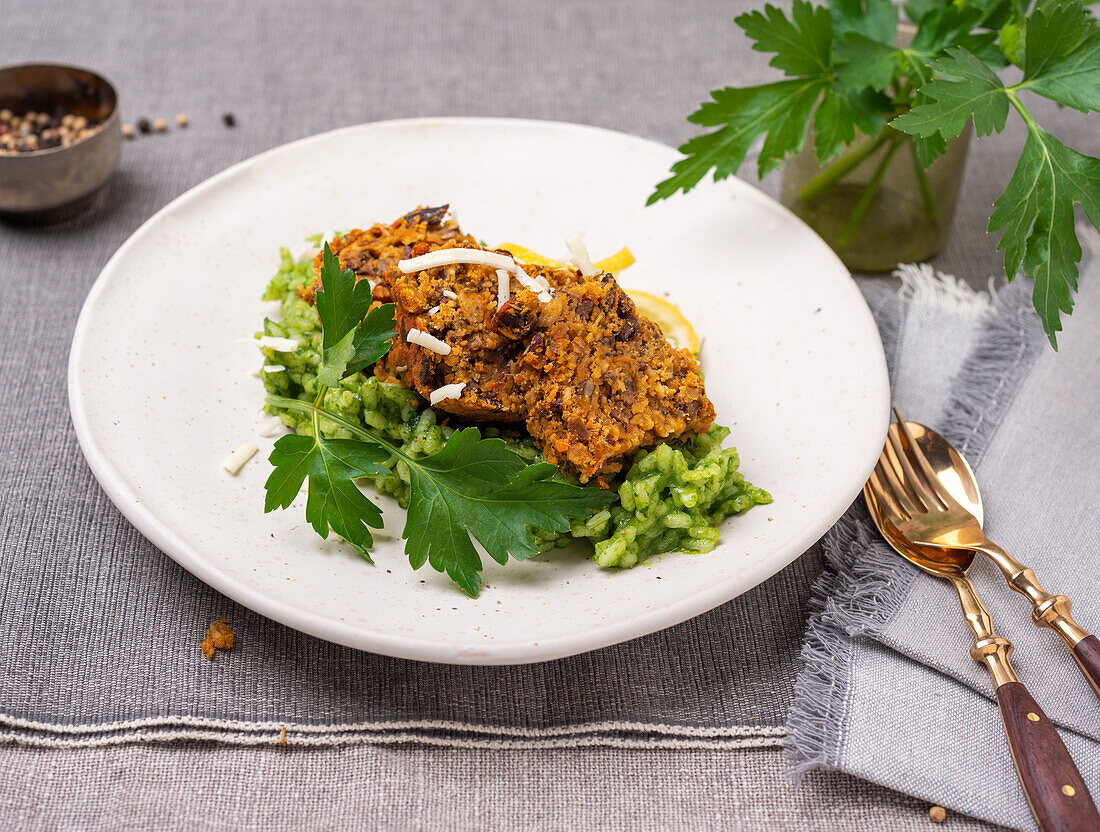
xmin=175 ymin=112 xmax=189 ymax=127
xmin=121 ymin=123 xmax=135 ymax=139
xmin=928 ymin=805 xmax=946 ymax=823
xmin=153 ymin=117 xmax=167 ymax=132
xmin=137 ymin=118 xmax=151 ymax=134
xmin=222 ymin=112 xmax=236 ymax=127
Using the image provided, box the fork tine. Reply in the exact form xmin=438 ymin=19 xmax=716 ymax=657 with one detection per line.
xmin=868 ymin=458 xmax=912 ymax=524
xmin=881 ymin=434 xmax=916 ymax=503
xmin=886 ymin=423 xmax=941 ymax=511
xmin=893 ymin=409 xmax=958 ymax=509
xmin=875 ymin=451 xmax=919 ymax=517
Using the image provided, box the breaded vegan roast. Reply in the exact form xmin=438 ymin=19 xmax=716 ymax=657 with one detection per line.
xmin=302 ymin=206 xmax=716 ymax=483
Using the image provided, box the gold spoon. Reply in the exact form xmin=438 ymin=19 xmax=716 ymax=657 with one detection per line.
xmin=864 ymin=469 xmax=1100 ymax=832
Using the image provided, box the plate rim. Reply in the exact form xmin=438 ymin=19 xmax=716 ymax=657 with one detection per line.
xmin=68 ymin=116 xmax=890 ymax=665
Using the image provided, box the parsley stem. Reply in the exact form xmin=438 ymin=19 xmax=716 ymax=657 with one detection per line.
xmin=267 ymin=394 xmax=411 ymax=461
xmin=908 ymin=138 xmax=937 ymax=221
xmin=798 ymin=128 xmax=892 ymax=202
xmin=837 ymin=133 xmax=903 ymax=246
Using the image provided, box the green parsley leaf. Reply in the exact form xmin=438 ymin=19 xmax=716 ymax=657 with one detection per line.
xmin=813 ymin=87 xmax=888 ymax=162
xmin=1019 ymin=3 xmax=1100 ymax=112
xmin=736 ymin=0 xmax=832 ymax=77
xmin=401 ymin=428 xmax=617 ymax=596
xmin=830 ymin=0 xmax=898 ymax=43
xmin=314 ymin=243 xmax=395 ymax=387
xmin=834 ymin=33 xmax=903 ymax=92
xmin=318 ymin=303 xmax=396 ymax=387
xmin=893 ymin=51 xmax=949 ymax=166
xmin=265 ymin=398 xmax=616 ymax=597
xmin=987 ymin=121 xmax=1100 ymax=347
xmin=264 ymin=431 xmax=391 ymax=557
xmin=648 ymin=78 xmax=827 ymax=203
xmin=890 ymin=46 xmax=1009 ymax=139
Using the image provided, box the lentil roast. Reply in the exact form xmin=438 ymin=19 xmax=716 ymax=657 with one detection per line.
xmin=302 ymin=206 xmax=715 ymax=482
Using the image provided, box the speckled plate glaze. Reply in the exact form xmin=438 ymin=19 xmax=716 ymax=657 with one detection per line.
xmin=69 ymin=118 xmax=889 ymax=665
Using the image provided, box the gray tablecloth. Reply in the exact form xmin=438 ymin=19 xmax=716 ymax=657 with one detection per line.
xmin=2 ymin=0 xmax=1090 ymax=828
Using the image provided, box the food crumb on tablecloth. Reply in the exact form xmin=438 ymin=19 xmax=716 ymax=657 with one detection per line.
xmin=200 ymin=618 xmax=235 ymax=659
xmin=928 ymin=805 xmax=947 ymax=823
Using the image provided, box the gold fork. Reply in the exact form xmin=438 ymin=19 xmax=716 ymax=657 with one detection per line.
xmin=867 ymin=410 xmax=1100 ymax=697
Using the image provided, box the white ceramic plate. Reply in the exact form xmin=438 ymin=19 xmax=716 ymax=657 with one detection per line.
xmin=69 ymin=118 xmax=888 ymax=665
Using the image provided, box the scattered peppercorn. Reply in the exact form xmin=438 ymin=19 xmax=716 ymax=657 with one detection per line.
xmin=121 ymin=123 xmax=135 ymax=139
xmin=0 ymin=107 xmax=103 ymax=154
xmin=175 ymin=112 xmax=189 ymax=127
xmin=222 ymin=112 xmax=236 ymax=127
xmin=137 ymin=118 xmax=151 ymax=134
xmin=929 ymin=805 xmax=946 ymax=823
xmin=153 ymin=117 xmax=167 ymax=133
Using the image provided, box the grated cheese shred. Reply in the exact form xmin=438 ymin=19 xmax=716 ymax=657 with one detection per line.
xmin=257 ymin=416 xmax=286 ymax=437
xmin=222 ymin=441 xmax=258 ymax=475
xmin=496 ymin=269 xmax=511 ymax=308
xmin=429 ymin=382 xmax=467 ymax=405
xmin=565 ymin=233 xmax=597 ymax=276
xmin=406 ymin=328 xmax=451 ymax=355
xmin=256 ymin=335 xmax=300 ymax=352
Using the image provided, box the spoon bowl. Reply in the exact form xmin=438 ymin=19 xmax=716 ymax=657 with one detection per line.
xmin=863 ymin=481 xmax=973 ymax=576
xmin=898 ymin=420 xmax=983 ymax=524
xmin=863 ymin=419 xmax=982 ymax=576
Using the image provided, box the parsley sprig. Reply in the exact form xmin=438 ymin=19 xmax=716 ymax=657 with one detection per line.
xmin=263 ymin=244 xmax=614 ymax=597
xmin=651 ymin=0 xmax=1100 ymax=348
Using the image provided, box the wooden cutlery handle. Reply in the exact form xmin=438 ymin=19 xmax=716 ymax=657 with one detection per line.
xmin=1071 ymin=635 xmax=1100 ymax=698
xmin=996 ymin=681 xmax=1100 ymax=832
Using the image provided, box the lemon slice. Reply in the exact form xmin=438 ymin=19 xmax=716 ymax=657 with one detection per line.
xmin=497 ymin=243 xmax=637 ymax=277
xmin=593 ymin=246 xmax=636 ymax=275
xmin=495 ymin=243 xmax=564 ymax=269
xmin=625 ymin=289 xmax=701 ymax=355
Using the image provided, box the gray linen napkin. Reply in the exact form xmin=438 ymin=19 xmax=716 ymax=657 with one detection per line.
xmin=787 ymin=237 xmax=1100 ymax=831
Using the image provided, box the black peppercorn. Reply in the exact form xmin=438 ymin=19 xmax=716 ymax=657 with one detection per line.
xmin=137 ymin=118 xmax=151 ymax=134
xmin=222 ymin=112 xmax=236 ymax=127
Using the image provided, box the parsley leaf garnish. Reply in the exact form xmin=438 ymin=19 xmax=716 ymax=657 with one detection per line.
xmin=264 ymin=428 xmax=390 ymax=558
xmin=402 ymin=428 xmax=616 ymax=596
xmin=737 ymin=1 xmax=833 ymax=78
xmin=313 ymin=243 xmax=395 ymax=387
xmin=264 ymin=398 xmax=615 ymax=597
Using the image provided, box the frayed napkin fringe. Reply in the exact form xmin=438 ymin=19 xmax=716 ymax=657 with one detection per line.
xmin=894 ymin=262 xmax=996 ymax=318
xmin=784 ymin=506 xmax=919 ymax=781
xmin=937 ymin=283 xmax=1045 ymax=464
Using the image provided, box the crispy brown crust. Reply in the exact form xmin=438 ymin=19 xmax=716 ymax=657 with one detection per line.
xmin=302 ymin=211 xmax=716 ymax=482
xmin=297 ymin=205 xmax=471 ymax=305
xmin=513 ymin=276 xmax=714 ymax=480
xmin=384 ymin=242 xmax=714 ymax=481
